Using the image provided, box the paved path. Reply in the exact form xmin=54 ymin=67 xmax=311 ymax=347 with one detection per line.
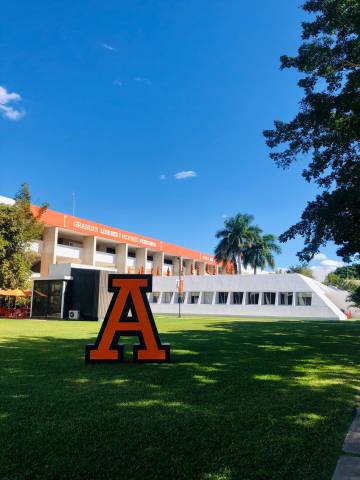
xmin=332 ymin=408 xmax=360 ymax=480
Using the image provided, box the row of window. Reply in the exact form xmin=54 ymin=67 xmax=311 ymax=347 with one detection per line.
xmin=149 ymin=291 xmax=312 ymax=306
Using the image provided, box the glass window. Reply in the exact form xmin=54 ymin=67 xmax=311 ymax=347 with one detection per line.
xmin=246 ymin=292 xmax=259 ymax=305
xmin=164 ymin=259 xmax=173 ymax=265
xmin=202 ymin=292 xmax=214 ymax=304
xmin=175 ymin=293 xmax=185 ymax=304
xmin=296 ymin=292 xmax=312 ymax=306
xmin=232 ymin=292 xmax=244 ymax=305
xmin=32 ymin=280 xmax=64 ymax=318
xmin=217 ymin=292 xmax=228 ymax=304
xmin=106 ymin=247 xmax=115 ymax=254
xmin=262 ymin=292 xmax=276 ymax=305
xmin=162 ymin=292 xmax=173 ymax=304
xmin=189 ymin=292 xmax=200 ymax=304
xmin=58 ymin=238 xmax=82 ymax=248
xmin=32 ymin=281 xmax=49 ymax=317
xmin=279 ymin=292 xmax=293 ymax=306
xmin=150 ymin=292 xmax=160 ymax=303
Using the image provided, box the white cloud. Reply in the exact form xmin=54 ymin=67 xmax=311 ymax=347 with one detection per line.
xmin=0 ymin=86 xmax=25 ymax=121
xmin=114 ymin=79 xmax=123 ymax=87
xmin=159 ymin=174 xmax=166 ymax=180
xmin=313 ymin=253 xmax=327 ymax=261
xmin=309 ymin=252 xmax=344 ymax=281
xmin=102 ymin=43 xmax=117 ymax=52
xmin=321 ymin=259 xmax=343 ymax=267
xmin=174 ymin=170 xmax=197 ymax=180
xmin=134 ymin=77 xmax=152 ymax=86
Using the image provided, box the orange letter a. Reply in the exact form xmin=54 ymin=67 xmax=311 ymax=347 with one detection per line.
xmin=85 ymin=275 xmax=170 ymax=363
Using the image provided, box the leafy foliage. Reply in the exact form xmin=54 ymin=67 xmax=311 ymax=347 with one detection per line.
xmin=214 ymin=214 xmax=255 ymax=274
xmin=243 ymin=230 xmax=281 ymax=274
xmin=0 ymin=184 xmax=46 ymax=289
xmin=349 ymin=285 xmax=360 ymax=307
xmin=287 ymin=264 xmax=314 ymax=279
xmin=264 ymin=0 xmax=360 ymax=262
xmin=323 ymin=272 xmax=357 ymax=291
xmin=333 ymin=263 xmax=360 ymax=279
xmin=215 ymin=214 xmax=280 ymax=274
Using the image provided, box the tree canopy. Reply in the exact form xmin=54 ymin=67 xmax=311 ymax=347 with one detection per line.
xmin=264 ymin=0 xmax=360 ymax=262
xmin=0 ymin=184 xmax=46 ymax=289
xmin=333 ymin=263 xmax=360 ymax=279
xmin=214 ymin=214 xmax=280 ymax=274
xmin=243 ymin=231 xmax=281 ymax=274
xmin=214 ymin=214 xmax=255 ymax=274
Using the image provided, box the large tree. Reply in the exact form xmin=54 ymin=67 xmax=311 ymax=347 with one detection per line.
xmin=214 ymin=214 xmax=255 ymax=274
xmin=0 ymin=184 xmax=46 ymax=289
xmin=243 ymin=231 xmax=281 ymax=274
xmin=264 ymin=0 xmax=360 ymax=262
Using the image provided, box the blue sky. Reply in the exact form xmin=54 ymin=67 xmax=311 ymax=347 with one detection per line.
xmin=0 ymin=0 xmax=343 ymax=275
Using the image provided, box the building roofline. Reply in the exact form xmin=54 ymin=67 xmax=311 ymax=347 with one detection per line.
xmin=31 ymin=204 xmax=216 ymax=264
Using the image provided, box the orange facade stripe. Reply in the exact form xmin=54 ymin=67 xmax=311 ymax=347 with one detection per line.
xmin=32 ymin=205 xmax=216 ymax=264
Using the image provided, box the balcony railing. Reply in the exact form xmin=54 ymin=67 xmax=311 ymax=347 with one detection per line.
xmin=95 ymin=251 xmax=116 ymax=265
xmin=56 ymin=244 xmax=83 ymax=260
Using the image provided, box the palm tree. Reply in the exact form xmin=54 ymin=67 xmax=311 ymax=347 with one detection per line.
xmin=214 ymin=214 xmax=255 ymax=274
xmin=243 ymin=233 xmax=281 ymax=274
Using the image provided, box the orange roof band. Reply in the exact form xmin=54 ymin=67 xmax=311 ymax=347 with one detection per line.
xmin=31 ymin=206 xmax=216 ymax=264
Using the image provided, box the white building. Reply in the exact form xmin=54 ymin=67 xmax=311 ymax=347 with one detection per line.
xmin=0 ymin=195 xmax=349 ymax=320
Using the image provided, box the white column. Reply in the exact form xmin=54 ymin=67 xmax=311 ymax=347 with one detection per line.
xmin=83 ymin=236 xmax=96 ymax=266
xmin=153 ymin=251 xmax=164 ymax=276
xmin=40 ymin=226 xmax=58 ymax=276
xmin=173 ymin=256 xmax=182 ymax=275
xmin=184 ymin=259 xmax=195 ymax=275
xmin=135 ymin=248 xmax=147 ymax=274
xmin=116 ymin=243 xmax=128 ymax=273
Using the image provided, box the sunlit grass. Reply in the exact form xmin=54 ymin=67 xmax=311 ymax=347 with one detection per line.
xmin=0 ymin=316 xmax=359 ymax=480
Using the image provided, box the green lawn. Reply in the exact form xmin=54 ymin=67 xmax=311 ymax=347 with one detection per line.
xmin=0 ymin=317 xmax=359 ymax=480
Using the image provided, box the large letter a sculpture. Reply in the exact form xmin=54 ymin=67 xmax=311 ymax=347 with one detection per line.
xmin=85 ymin=275 xmax=170 ymax=363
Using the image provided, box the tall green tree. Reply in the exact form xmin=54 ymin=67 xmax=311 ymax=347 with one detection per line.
xmin=264 ymin=0 xmax=360 ymax=262
xmin=333 ymin=263 xmax=360 ymax=279
xmin=0 ymin=184 xmax=46 ymax=289
xmin=214 ymin=214 xmax=255 ymax=274
xmin=243 ymin=231 xmax=281 ymax=274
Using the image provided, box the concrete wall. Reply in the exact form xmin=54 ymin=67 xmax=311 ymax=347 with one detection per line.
xmin=150 ymin=274 xmax=346 ymax=320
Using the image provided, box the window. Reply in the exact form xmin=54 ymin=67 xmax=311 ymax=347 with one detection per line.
xmin=279 ymin=292 xmax=293 ymax=306
xmin=162 ymin=292 xmax=173 ymax=304
xmin=128 ymin=251 xmax=136 ymax=258
xmin=175 ymin=293 xmax=185 ymax=304
xmin=296 ymin=292 xmax=312 ymax=306
xmin=147 ymin=255 xmax=153 ymax=261
xmin=164 ymin=259 xmax=173 ymax=265
xmin=150 ymin=292 xmax=160 ymax=303
xmin=262 ymin=292 xmax=276 ymax=305
xmin=217 ymin=292 xmax=228 ymax=304
xmin=189 ymin=292 xmax=200 ymax=304
xmin=232 ymin=292 xmax=244 ymax=305
xmin=246 ymin=292 xmax=259 ymax=305
xmin=32 ymin=280 xmax=64 ymax=318
xmin=58 ymin=237 xmax=82 ymax=248
xmin=202 ymin=292 xmax=214 ymax=304
xmin=106 ymin=247 xmax=115 ymax=254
